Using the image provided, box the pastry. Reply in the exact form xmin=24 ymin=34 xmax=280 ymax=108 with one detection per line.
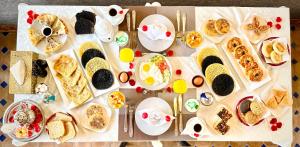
xmin=250 ymin=101 xmax=266 ymax=116
xmin=75 ymin=18 xmax=95 ymax=34
xmin=262 ymin=42 xmax=273 ymax=58
xmin=211 ymin=74 xmax=234 ymax=96
xmin=57 ymin=67 xmax=81 ymax=87
xmin=62 ymin=75 xmax=86 ymax=96
xmin=185 ymin=31 xmax=203 ymax=49
xmin=51 ymin=18 xmax=68 ymax=36
xmin=68 ymin=87 xmax=92 ymax=105
xmin=45 ymin=36 xmax=63 ymax=53
xmin=245 ymin=16 xmax=270 ymax=36
xmin=244 ymin=111 xmax=261 ymax=125
xmin=28 ymin=27 xmax=45 ymax=46
xmin=273 ymin=41 xmax=286 ymax=55
xmin=217 ymin=108 xmax=232 ymax=123
xmin=215 ymin=121 xmax=229 ymax=135
xmin=266 ymin=88 xmax=292 ymax=109
xmin=214 ymin=18 xmax=230 ymax=34
xmin=204 ymin=20 xmax=219 ymax=36
xmin=239 ymin=54 xmax=255 ymax=68
xmin=54 ymin=55 xmax=77 ymax=77
xmin=201 ymin=56 xmax=223 ymax=75
xmin=76 ymin=10 xmax=96 ymax=24
xmin=46 ymin=120 xmax=65 ymax=139
xmin=81 ymin=49 xmax=106 ymax=68
xmin=247 ymin=67 xmax=263 ymax=82
xmin=92 ymin=69 xmax=114 ymax=89
xmin=86 ymin=104 xmax=107 ymax=118
xmin=227 ymin=37 xmax=242 ymax=52
xmin=270 ymin=51 xmax=283 ymax=63
xmin=35 ymin=14 xmax=57 ymax=26
xmin=59 ymin=122 xmax=76 ymax=143
xmin=245 ymin=62 xmax=259 ymax=75
xmin=85 ymin=57 xmax=110 ymax=77
xmin=78 ymin=41 xmax=102 ymax=57
xmin=234 ymin=45 xmax=248 ymax=59
xmin=205 ymin=63 xmax=229 ymax=84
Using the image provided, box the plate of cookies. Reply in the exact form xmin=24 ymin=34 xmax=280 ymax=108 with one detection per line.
xmin=221 ymin=34 xmax=271 ymax=91
xmin=192 ymin=42 xmax=240 ymax=101
xmin=47 ymin=49 xmax=93 ymax=109
xmin=199 ymin=13 xmax=233 ymax=43
xmin=73 ymin=35 xmax=119 ymax=97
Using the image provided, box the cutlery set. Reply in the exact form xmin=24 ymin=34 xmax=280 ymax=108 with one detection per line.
xmin=126 ymin=10 xmax=137 ymax=49
xmin=124 ymin=104 xmax=135 ymax=138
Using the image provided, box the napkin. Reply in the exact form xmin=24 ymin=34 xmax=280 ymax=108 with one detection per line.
xmin=138 ymin=24 xmax=172 ymax=41
xmin=138 ymin=108 xmax=174 ymax=126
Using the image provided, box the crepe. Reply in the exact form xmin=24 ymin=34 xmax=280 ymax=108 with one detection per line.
xmin=36 ymin=14 xmax=58 ymax=26
xmin=51 ymin=18 xmax=68 ymax=36
xmin=45 ymin=36 xmax=63 ymax=53
xmin=28 ymin=27 xmax=45 ymax=46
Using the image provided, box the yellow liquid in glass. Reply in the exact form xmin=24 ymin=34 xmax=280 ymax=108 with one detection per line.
xmin=119 ymin=48 xmax=134 ymax=62
xmin=173 ymin=79 xmax=188 ymax=94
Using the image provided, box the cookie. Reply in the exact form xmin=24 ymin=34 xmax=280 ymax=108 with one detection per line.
xmin=239 ymin=54 xmax=255 ymax=68
xmin=92 ymin=69 xmax=114 ymax=89
xmin=205 ymin=63 xmax=229 ymax=84
xmin=201 ymin=56 xmax=223 ymax=75
xmin=214 ymin=18 xmax=230 ymax=34
xmin=227 ymin=37 xmax=242 ymax=52
xmin=250 ymin=101 xmax=266 ymax=116
xmin=204 ymin=20 xmax=219 ymax=36
xmin=234 ymin=45 xmax=248 ymax=59
xmin=81 ymin=49 xmax=106 ymax=68
xmin=244 ymin=111 xmax=260 ymax=125
xmin=212 ymin=74 xmax=234 ymax=96
xmin=85 ymin=57 xmax=110 ymax=77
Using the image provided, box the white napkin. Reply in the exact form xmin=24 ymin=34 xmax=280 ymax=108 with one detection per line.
xmin=138 ymin=24 xmax=172 ymax=41
xmin=138 ymin=108 xmax=174 ymax=126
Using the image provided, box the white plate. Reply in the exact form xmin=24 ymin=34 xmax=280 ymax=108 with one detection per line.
xmin=135 ymin=97 xmax=173 ymax=136
xmin=138 ymin=14 xmax=175 ymax=52
xmin=46 ymin=49 xmax=93 ymax=109
xmin=221 ymin=34 xmax=271 ymax=91
xmin=73 ymin=35 xmax=120 ymax=97
xmin=135 ymin=53 xmax=172 ymax=91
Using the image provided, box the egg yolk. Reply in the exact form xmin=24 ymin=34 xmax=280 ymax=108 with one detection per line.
xmin=145 ymin=76 xmax=155 ymax=85
xmin=143 ymin=64 xmax=151 ymax=72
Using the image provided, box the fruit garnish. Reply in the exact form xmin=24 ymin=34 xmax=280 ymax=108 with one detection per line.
xmin=270 ymin=118 xmax=277 ymax=124
xmin=176 ymin=69 xmax=182 ymax=75
xmin=142 ymin=112 xmax=148 ymax=119
xmin=27 ymin=10 xmax=33 ymax=17
xmin=33 ymin=14 xmax=39 ymax=19
xmin=276 ymin=17 xmax=282 ymax=22
xmin=275 ymin=24 xmax=281 ymax=30
xmin=166 ymin=31 xmax=171 ymax=37
xmin=166 ymin=87 xmax=172 ymax=93
xmin=119 ymin=10 xmax=123 ymax=14
xmin=276 ymin=122 xmax=282 ymax=128
xmin=165 ymin=115 xmax=171 ymax=122
xmin=166 ymin=50 xmax=174 ymax=57
xmin=27 ymin=18 xmax=33 ymax=24
xmin=129 ymin=62 xmax=134 ymax=69
xmin=194 ymin=133 xmax=199 ymax=137
xmin=142 ymin=25 xmax=148 ymax=31
xmin=267 ymin=21 xmax=273 ymax=27
xmin=28 ymin=131 xmax=33 ymax=137
xmin=127 ymin=71 xmax=133 ymax=77
xmin=136 ymin=86 xmax=143 ymax=93
xmin=129 ymin=79 xmax=136 ymax=86
xmin=271 ymin=125 xmax=277 ymax=131
xmin=135 ymin=50 xmax=142 ymax=57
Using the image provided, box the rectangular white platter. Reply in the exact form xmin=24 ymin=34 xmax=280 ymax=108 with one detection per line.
xmin=46 ymin=49 xmax=94 ymax=109
xmin=221 ymin=34 xmax=271 ymax=91
xmin=191 ymin=41 xmax=241 ymax=101
xmin=72 ymin=34 xmax=120 ymax=98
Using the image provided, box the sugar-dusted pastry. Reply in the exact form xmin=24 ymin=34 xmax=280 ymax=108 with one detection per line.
xmin=234 ymin=45 xmax=248 ymax=59
xmin=45 ymin=36 xmax=63 ymax=53
xmin=54 ymin=55 xmax=77 ymax=77
xmin=239 ymin=54 xmax=255 ymax=68
xmin=214 ymin=18 xmax=230 ymax=34
xmin=204 ymin=20 xmax=219 ymax=36
xmin=270 ymin=51 xmax=283 ymax=63
xmin=35 ymin=14 xmax=58 ymax=26
xmin=227 ymin=37 xmax=242 ymax=52
xmin=262 ymin=41 xmax=273 ymax=58
xmin=247 ymin=67 xmax=263 ymax=82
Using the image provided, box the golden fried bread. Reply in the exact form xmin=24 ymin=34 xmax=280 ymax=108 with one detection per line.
xmin=57 ymin=66 xmax=81 ymax=87
xmin=54 ymin=55 xmax=77 ymax=77
xmin=68 ymin=87 xmax=92 ymax=105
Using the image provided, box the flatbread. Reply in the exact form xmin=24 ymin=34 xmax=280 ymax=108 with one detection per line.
xmin=78 ymin=41 xmax=102 ymax=57
xmin=205 ymin=63 xmax=229 ymax=84
xmin=28 ymin=27 xmax=45 ymax=46
xmin=85 ymin=57 xmax=110 ymax=77
xmin=197 ymin=47 xmax=219 ymax=66
xmin=45 ymin=36 xmax=63 ymax=53
xmin=54 ymin=55 xmax=77 ymax=77
xmin=51 ymin=18 xmax=68 ymax=36
xmin=62 ymin=74 xmax=87 ymax=96
xmin=81 ymin=49 xmax=106 ymax=68
xmin=67 ymin=87 xmax=92 ymax=105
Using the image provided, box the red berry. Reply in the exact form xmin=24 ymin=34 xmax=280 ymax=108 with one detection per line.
xmin=119 ymin=10 xmax=123 ymax=14
xmin=28 ymin=131 xmax=33 ymax=137
xmin=267 ymin=21 xmax=273 ymax=27
xmin=142 ymin=25 xmax=148 ymax=31
xmin=166 ymin=50 xmax=174 ymax=57
xmin=142 ymin=112 xmax=148 ymax=119
xmin=136 ymin=86 xmax=143 ymax=93
xmin=176 ymin=69 xmax=182 ymax=75
xmin=34 ymin=125 xmax=41 ymax=133
xmin=31 ymin=105 xmax=37 ymax=111
xmin=28 ymin=124 xmax=34 ymax=130
xmin=270 ymin=118 xmax=277 ymax=124
xmin=276 ymin=17 xmax=282 ymax=22
xmin=166 ymin=87 xmax=172 ymax=93
xmin=165 ymin=115 xmax=171 ymax=122
xmin=12 ymin=109 xmax=17 ymax=114
xmin=275 ymin=24 xmax=281 ymax=30
xmin=166 ymin=31 xmax=171 ymax=37
xmin=9 ymin=116 xmax=14 ymax=123
xmin=135 ymin=50 xmax=142 ymax=57
xmin=127 ymin=71 xmax=133 ymax=77
xmin=276 ymin=122 xmax=282 ymax=128
xmin=194 ymin=133 xmax=199 ymax=137
xmin=27 ymin=18 xmax=33 ymax=24
xmin=129 ymin=62 xmax=134 ymax=69
xmin=129 ymin=79 xmax=136 ymax=86
xmin=27 ymin=10 xmax=33 ymax=17
xmin=271 ymin=125 xmax=277 ymax=131
xmin=33 ymin=14 xmax=39 ymax=19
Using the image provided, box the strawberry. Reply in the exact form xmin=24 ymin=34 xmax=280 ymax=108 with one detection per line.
xmin=27 ymin=18 xmax=33 ymax=24
xmin=270 ymin=118 xmax=277 ymax=124
xmin=135 ymin=50 xmax=142 ymax=57
xmin=267 ymin=21 xmax=273 ymax=27
xmin=166 ymin=50 xmax=174 ymax=57
xmin=129 ymin=62 xmax=134 ymax=69
xmin=27 ymin=10 xmax=33 ymax=17
xmin=276 ymin=17 xmax=282 ymax=22
xmin=271 ymin=125 xmax=277 ymax=131
xmin=142 ymin=25 xmax=148 ymax=31
xmin=129 ymin=79 xmax=136 ymax=86
xmin=166 ymin=31 xmax=171 ymax=37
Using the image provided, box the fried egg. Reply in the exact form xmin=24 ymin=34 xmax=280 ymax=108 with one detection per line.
xmin=139 ymin=62 xmax=163 ymax=86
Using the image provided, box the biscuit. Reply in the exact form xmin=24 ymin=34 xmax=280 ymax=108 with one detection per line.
xmin=250 ymin=101 xmax=266 ymax=116
xmin=214 ymin=18 xmax=230 ymax=34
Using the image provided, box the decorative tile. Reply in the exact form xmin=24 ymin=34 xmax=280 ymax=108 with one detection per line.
xmin=294 ymin=92 xmax=299 ymax=98
xmin=295 ymin=110 xmax=299 ymax=115
xmin=1 ymin=64 xmax=7 ymax=71
xmin=0 ymin=99 xmax=7 ymax=106
xmin=292 ymin=58 xmax=298 ymax=64
xmin=0 ymin=134 xmax=6 ymax=142
xmin=2 ymin=32 xmax=8 ymax=36
xmin=291 ymin=25 xmax=296 ymax=31
xmin=261 ymin=144 xmax=266 ymax=147
xmin=294 ymin=127 xmax=299 ymax=133
xmin=0 ymin=81 xmax=7 ymax=88
xmin=1 ymin=46 xmax=8 ymax=54
xmin=293 ymin=75 xmax=298 ymax=81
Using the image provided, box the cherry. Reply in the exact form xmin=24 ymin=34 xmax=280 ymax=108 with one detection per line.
xmin=142 ymin=112 xmax=148 ymax=119
xmin=176 ymin=69 xmax=182 ymax=75
xmin=27 ymin=10 xmax=33 ymax=17
xmin=129 ymin=63 xmax=134 ymax=69
xmin=27 ymin=18 xmax=33 ymax=24
xmin=275 ymin=24 xmax=281 ymax=30
xmin=166 ymin=87 xmax=172 ymax=93
xmin=9 ymin=116 xmax=14 ymax=123
xmin=166 ymin=31 xmax=171 ymax=37
xmin=33 ymin=14 xmax=39 ymax=19
xmin=271 ymin=125 xmax=277 ymax=131
xmin=127 ymin=71 xmax=133 ymax=77
xmin=267 ymin=21 xmax=273 ymax=27
xmin=142 ymin=25 xmax=148 ymax=31
xmin=276 ymin=17 xmax=282 ymax=22
xmin=135 ymin=50 xmax=142 ymax=57
xmin=276 ymin=122 xmax=282 ymax=128
xmin=165 ymin=115 xmax=171 ymax=122
xmin=129 ymin=79 xmax=136 ymax=86
xmin=270 ymin=118 xmax=277 ymax=124
xmin=136 ymin=86 xmax=143 ymax=93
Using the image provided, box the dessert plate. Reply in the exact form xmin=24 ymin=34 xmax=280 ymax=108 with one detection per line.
xmin=135 ymin=97 xmax=173 ymax=136
xmin=138 ymin=14 xmax=175 ymax=52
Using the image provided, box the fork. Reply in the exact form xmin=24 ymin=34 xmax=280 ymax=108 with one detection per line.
xmin=131 ymin=10 xmax=137 ymax=49
xmin=126 ymin=13 xmax=131 ymax=48
xmin=175 ymin=10 xmax=182 ymax=39
xmin=129 ymin=105 xmax=135 ymax=138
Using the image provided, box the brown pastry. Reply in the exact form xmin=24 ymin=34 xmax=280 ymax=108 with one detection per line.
xmin=215 ymin=121 xmax=230 ymax=135
xmin=239 ymin=54 xmax=255 ymax=68
xmin=214 ymin=18 xmax=230 ymax=34
xmin=227 ymin=37 xmax=242 ymax=52
xmin=244 ymin=111 xmax=261 ymax=125
xmin=234 ymin=45 xmax=248 ymax=59
xmin=248 ymin=67 xmax=263 ymax=82
xmin=245 ymin=16 xmax=270 ymax=36
xmin=245 ymin=62 xmax=259 ymax=75
xmin=204 ymin=20 xmax=219 ymax=36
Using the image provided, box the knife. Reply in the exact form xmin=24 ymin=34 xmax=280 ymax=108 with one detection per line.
xmin=182 ymin=12 xmax=186 ymax=34
xmin=124 ymin=104 xmax=128 ymax=133
xmin=126 ymin=13 xmax=131 ymax=48
xmin=131 ymin=10 xmax=136 ymax=49
xmin=178 ymin=94 xmax=183 ymax=133
xmin=176 ymin=10 xmax=181 ymax=38
xmin=129 ymin=105 xmax=134 ymax=138
xmin=173 ymin=96 xmax=178 ymax=136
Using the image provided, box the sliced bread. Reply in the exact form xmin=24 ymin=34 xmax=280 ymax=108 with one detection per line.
xmin=46 ymin=120 xmax=65 ymax=139
xmin=59 ymin=122 xmax=76 ymax=142
xmin=52 ymin=112 xmax=73 ymax=122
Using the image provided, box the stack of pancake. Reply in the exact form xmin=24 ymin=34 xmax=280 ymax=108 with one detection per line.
xmin=54 ymin=55 xmax=92 ymax=105
xmin=197 ymin=48 xmax=234 ymax=96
